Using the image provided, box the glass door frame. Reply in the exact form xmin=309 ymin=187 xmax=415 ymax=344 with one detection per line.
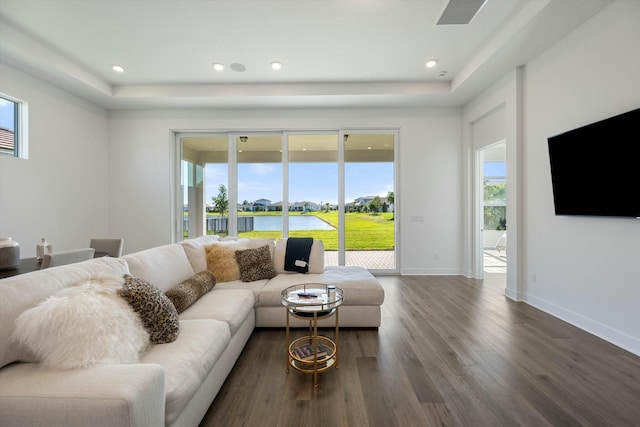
xmin=175 ymin=128 xmax=399 ymax=273
xmin=340 ymin=129 xmax=399 ymax=274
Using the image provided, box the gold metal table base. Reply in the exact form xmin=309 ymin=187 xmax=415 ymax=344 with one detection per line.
xmin=285 ymin=307 xmax=339 ymax=388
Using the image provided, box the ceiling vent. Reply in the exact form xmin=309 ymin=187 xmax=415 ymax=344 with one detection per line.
xmin=436 ymin=0 xmax=487 ymax=25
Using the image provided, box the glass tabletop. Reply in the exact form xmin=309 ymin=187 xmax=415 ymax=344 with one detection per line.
xmin=281 ymin=283 xmax=343 ymax=312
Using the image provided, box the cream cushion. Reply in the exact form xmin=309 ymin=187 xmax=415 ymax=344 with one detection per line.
xmin=178 ymin=235 xmax=221 ymax=273
xmin=123 ymin=244 xmax=195 ymax=293
xmin=257 ymin=265 xmax=384 ymax=307
xmin=178 ymin=289 xmax=255 ymax=335
xmin=141 ymin=319 xmax=230 ymax=426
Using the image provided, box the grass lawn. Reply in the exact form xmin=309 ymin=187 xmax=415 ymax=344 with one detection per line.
xmin=207 ymin=211 xmax=395 ymax=250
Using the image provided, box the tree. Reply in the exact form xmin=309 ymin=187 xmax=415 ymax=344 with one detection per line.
xmin=484 ymin=181 xmax=506 ymax=230
xmin=369 ymin=196 xmax=382 ymax=213
xmin=212 ymin=184 xmax=229 ymax=218
xmin=387 ymin=191 xmax=395 ymax=212
xmin=484 ymin=181 xmax=506 ymax=202
xmin=325 ymin=202 xmax=330 ymax=212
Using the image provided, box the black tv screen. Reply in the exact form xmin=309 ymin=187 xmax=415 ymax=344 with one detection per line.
xmin=547 ymin=107 xmax=640 ymax=218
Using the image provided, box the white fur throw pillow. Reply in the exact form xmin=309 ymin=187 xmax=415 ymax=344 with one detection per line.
xmin=11 ymin=274 xmax=149 ymax=369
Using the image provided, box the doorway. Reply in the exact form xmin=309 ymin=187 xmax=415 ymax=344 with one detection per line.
xmin=478 ymin=141 xmax=507 ymax=275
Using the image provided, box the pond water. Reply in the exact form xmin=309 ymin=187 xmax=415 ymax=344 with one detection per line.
xmin=253 ymin=215 xmax=335 ymax=231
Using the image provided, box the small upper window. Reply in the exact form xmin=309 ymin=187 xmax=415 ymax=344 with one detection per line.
xmin=0 ymin=94 xmax=27 ymax=158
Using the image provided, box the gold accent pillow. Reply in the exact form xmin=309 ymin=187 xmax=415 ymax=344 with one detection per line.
xmin=204 ymin=241 xmax=248 ymax=283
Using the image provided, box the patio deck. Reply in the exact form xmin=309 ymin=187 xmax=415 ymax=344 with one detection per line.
xmin=324 ymin=249 xmax=507 ymax=273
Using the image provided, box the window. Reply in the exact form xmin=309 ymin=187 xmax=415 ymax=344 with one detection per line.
xmin=483 ymin=161 xmax=506 ymax=231
xmin=0 ymin=94 xmax=27 ymax=158
xmin=178 ymin=130 xmax=397 ymax=272
xmin=181 ymin=135 xmax=228 ymax=238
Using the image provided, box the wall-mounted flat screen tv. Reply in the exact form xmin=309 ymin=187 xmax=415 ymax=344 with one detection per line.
xmin=547 ymin=107 xmax=640 ymax=218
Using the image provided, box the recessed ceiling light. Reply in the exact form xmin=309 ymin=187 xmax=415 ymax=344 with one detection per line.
xmin=112 ymin=64 xmax=125 ymax=73
xmin=425 ymin=59 xmax=438 ymax=68
xmin=212 ymin=62 xmax=224 ymax=71
xmin=271 ymin=61 xmax=282 ymax=70
xmin=438 ymin=71 xmax=448 ymax=77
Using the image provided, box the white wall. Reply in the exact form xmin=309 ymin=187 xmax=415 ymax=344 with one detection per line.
xmin=0 ymin=63 xmax=110 ymax=256
xmin=523 ymin=0 xmax=640 ymax=355
xmin=466 ymin=0 xmax=640 ymax=355
xmin=108 ymin=108 xmax=463 ymax=274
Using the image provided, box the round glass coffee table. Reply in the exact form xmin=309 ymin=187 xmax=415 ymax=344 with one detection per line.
xmin=281 ymin=283 xmax=343 ymax=388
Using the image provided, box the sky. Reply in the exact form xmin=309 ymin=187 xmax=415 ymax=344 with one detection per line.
xmin=484 ymin=161 xmax=507 ymax=182
xmin=204 ymin=161 xmax=394 ymax=206
xmin=0 ymin=98 xmax=15 ymax=130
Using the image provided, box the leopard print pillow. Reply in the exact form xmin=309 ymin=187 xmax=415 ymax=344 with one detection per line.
xmin=120 ymin=274 xmax=180 ymax=344
xmin=235 ymin=244 xmax=277 ymax=282
xmin=165 ymin=270 xmax=216 ymax=313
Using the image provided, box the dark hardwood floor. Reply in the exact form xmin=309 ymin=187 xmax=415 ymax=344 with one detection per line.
xmin=200 ymin=274 xmax=640 ymax=427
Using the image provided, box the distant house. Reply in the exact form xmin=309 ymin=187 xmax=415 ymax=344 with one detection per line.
xmin=348 ymin=195 xmax=389 ymax=212
xmin=0 ymin=127 xmax=14 ymax=153
xmin=354 ymin=196 xmax=376 ymax=206
xmin=251 ymin=199 xmax=271 ymax=211
xmin=268 ymin=201 xmax=283 ymax=212
xmin=290 ymin=201 xmax=319 ymax=212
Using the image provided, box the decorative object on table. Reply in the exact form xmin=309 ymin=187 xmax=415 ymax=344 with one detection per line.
xmin=328 ymin=285 xmax=336 ymax=300
xmin=0 ymin=237 xmax=20 ymax=271
xmin=36 ymin=238 xmax=52 ymax=261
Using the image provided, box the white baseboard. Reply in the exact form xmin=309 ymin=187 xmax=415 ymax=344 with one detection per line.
xmin=525 ymin=292 xmax=640 ymax=357
xmin=400 ymin=267 xmax=463 ymax=275
xmin=503 ymin=287 xmax=520 ymax=301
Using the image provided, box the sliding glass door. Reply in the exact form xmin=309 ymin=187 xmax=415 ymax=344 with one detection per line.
xmin=178 ymin=129 xmax=396 ymax=271
xmin=344 ymin=132 xmax=396 ymax=269
xmin=287 ymin=133 xmax=339 ymax=263
xmin=181 ymin=134 xmax=228 ymax=239
xmin=236 ymin=133 xmax=283 ymax=236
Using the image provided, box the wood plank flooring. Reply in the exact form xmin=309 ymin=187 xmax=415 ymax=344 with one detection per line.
xmin=199 ymin=274 xmax=640 ymax=427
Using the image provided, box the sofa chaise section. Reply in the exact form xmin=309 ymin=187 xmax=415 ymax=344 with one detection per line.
xmin=254 ymin=265 xmax=385 ymax=327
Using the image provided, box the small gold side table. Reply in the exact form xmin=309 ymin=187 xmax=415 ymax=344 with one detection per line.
xmin=281 ymin=283 xmax=343 ymax=388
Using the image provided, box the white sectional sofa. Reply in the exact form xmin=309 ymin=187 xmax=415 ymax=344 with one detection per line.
xmin=0 ymin=235 xmax=384 ymax=427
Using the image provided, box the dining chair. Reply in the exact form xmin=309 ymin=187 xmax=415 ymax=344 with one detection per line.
xmin=40 ymin=248 xmax=96 ymax=269
xmin=89 ymin=238 xmax=124 ymax=258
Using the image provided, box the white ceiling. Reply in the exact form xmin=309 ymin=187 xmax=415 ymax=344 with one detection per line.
xmin=0 ymin=0 xmax=611 ymax=110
